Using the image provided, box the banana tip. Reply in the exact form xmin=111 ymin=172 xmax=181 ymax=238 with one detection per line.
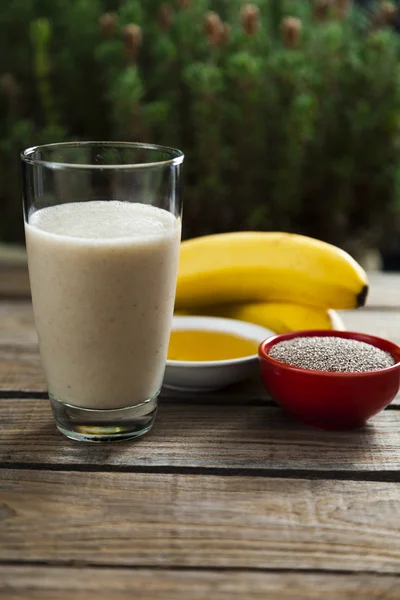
xmin=357 ymin=284 xmax=369 ymax=308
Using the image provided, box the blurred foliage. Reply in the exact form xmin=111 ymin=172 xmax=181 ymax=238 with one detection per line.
xmin=1 ymin=0 xmax=400 ymax=256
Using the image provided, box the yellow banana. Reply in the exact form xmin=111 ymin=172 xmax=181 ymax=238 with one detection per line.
xmin=179 ymin=302 xmax=335 ymax=334
xmin=176 ymin=232 xmax=368 ymax=310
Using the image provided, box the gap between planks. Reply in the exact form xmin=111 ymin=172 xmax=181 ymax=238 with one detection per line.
xmin=1 ymin=560 xmax=400 ymax=577
xmin=0 ymin=462 xmax=399 ymax=482
xmin=0 ymin=391 xmax=400 ymax=410
xmin=0 ymin=566 xmax=399 ymax=600
xmin=0 ymin=391 xmax=275 ymax=405
xmin=2 ymin=399 xmax=400 ymax=475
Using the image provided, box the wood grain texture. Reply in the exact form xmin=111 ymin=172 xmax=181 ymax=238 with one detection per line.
xmin=0 ymin=301 xmax=43 ymax=393
xmin=0 ymin=470 xmax=399 ymax=572
xmin=0 ymin=398 xmax=400 ymax=473
xmin=0 ymin=567 xmax=399 ymax=600
xmin=0 ymin=347 xmax=44 ymax=392
xmin=0 ymin=301 xmax=43 ymax=391
xmin=1 ymin=267 xmax=400 ymax=592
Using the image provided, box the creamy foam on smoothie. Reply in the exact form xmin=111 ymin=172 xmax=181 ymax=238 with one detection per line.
xmin=30 ymin=201 xmax=174 ymax=240
xmin=26 ymin=201 xmax=181 ymax=409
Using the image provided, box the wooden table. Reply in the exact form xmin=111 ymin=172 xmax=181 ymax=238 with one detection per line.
xmin=1 ymin=263 xmax=400 ymax=599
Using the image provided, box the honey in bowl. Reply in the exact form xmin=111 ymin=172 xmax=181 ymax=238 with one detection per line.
xmin=167 ymin=329 xmax=259 ymax=362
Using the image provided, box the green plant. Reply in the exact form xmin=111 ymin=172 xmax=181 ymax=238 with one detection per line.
xmin=1 ymin=0 xmax=400 ymax=257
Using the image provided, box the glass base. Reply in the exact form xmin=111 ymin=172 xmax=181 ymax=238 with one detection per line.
xmin=49 ymin=394 xmax=158 ymax=442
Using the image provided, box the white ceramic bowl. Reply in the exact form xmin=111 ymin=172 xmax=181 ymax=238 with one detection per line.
xmin=163 ymin=316 xmax=274 ymax=392
xmin=163 ymin=311 xmax=346 ymax=393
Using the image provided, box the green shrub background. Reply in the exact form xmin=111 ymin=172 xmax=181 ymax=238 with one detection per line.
xmin=1 ymin=0 xmax=400 ymax=257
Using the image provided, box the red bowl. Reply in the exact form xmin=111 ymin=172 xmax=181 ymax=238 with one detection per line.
xmin=258 ymin=330 xmax=400 ymax=430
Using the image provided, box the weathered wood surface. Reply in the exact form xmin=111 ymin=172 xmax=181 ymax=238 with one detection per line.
xmin=0 ymin=300 xmax=43 ymax=390
xmin=1 ymin=567 xmax=399 ymax=600
xmin=1 ymin=469 xmax=400 ymax=573
xmin=0 ymin=398 xmax=399 ymax=474
xmin=1 ymin=265 xmax=400 ymax=597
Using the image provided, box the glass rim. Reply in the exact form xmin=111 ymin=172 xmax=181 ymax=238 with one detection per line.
xmin=21 ymin=141 xmax=184 ymax=170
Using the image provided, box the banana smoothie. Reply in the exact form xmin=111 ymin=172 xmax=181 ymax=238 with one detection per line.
xmin=25 ymin=201 xmax=181 ymax=410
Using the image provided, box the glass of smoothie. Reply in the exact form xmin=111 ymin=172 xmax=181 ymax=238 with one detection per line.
xmin=21 ymin=141 xmax=184 ymax=442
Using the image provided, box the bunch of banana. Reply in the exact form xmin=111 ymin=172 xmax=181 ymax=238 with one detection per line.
xmin=175 ymin=232 xmax=368 ymax=333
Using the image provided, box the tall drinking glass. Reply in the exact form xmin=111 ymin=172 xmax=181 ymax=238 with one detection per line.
xmin=22 ymin=142 xmax=184 ymax=442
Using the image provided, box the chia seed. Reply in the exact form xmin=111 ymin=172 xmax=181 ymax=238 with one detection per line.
xmin=268 ymin=336 xmax=395 ymax=373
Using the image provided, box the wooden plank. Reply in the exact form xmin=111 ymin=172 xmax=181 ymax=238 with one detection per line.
xmin=0 ymin=300 xmax=43 ymax=391
xmin=0 ymin=265 xmax=30 ymax=298
xmin=0 ymin=567 xmax=399 ymax=600
xmin=0 ymin=301 xmax=44 ymax=391
xmin=367 ymin=272 xmax=400 ymax=308
xmin=1 ymin=398 xmax=399 ymax=473
xmin=338 ymin=308 xmax=400 ymax=345
xmin=0 ymin=347 xmax=44 ymax=392
xmin=0 ymin=301 xmax=36 ymax=347
xmin=0 ymin=470 xmax=399 ymax=572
